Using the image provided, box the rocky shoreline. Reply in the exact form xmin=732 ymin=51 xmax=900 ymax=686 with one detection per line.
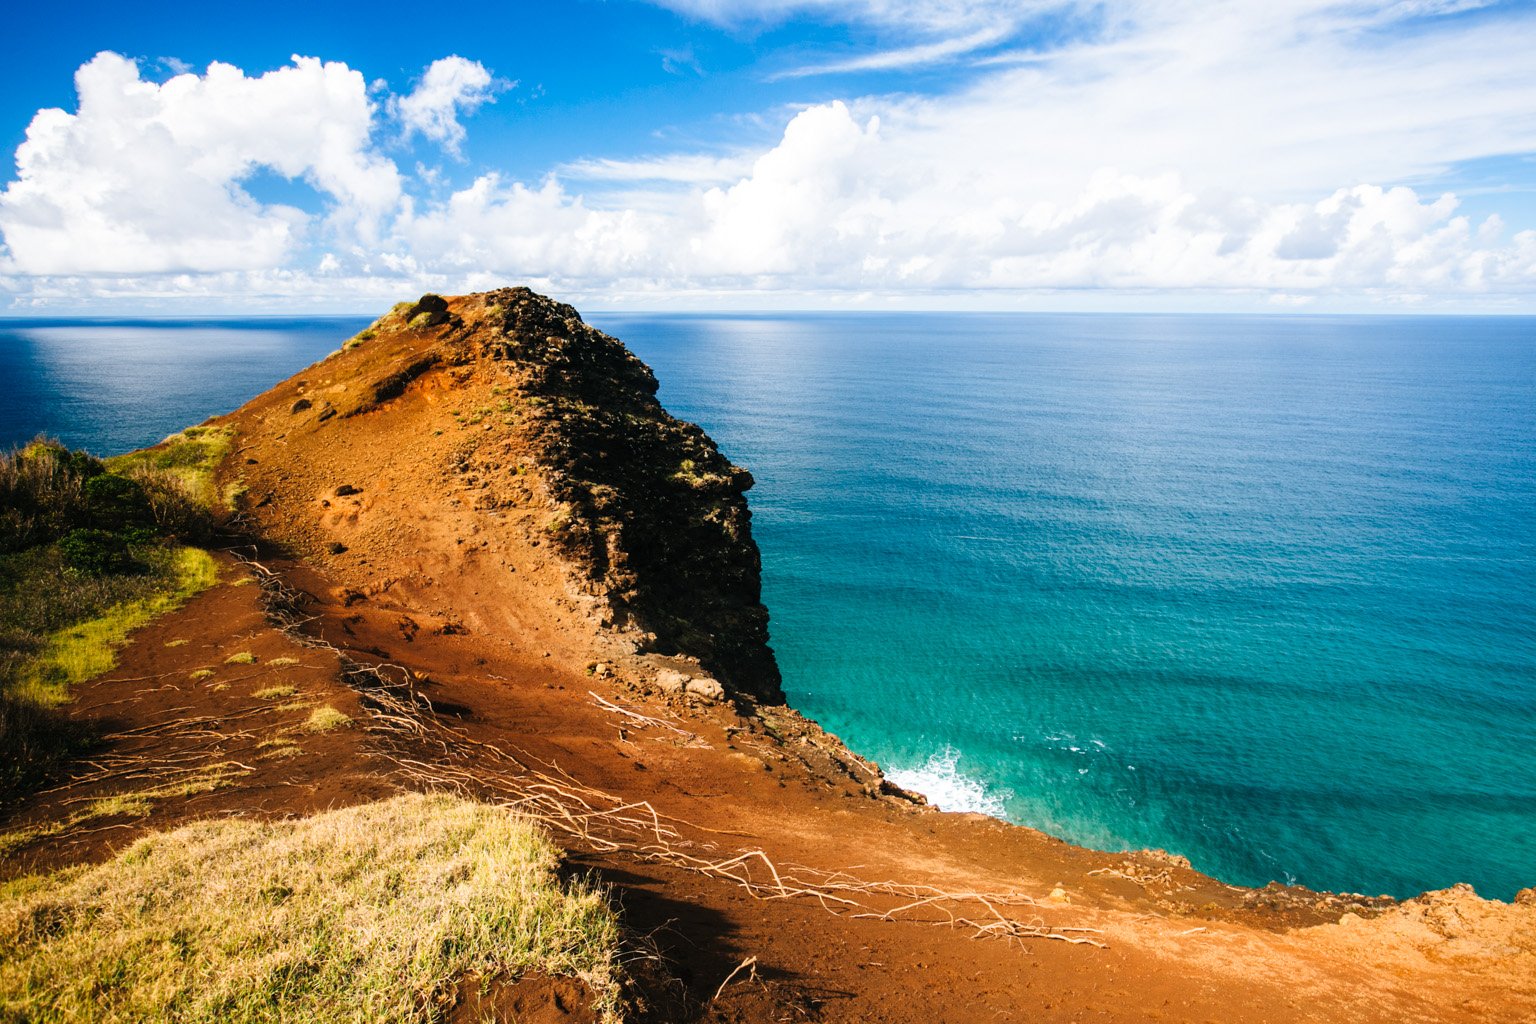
xmin=3 ymin=288 xmax=1531 ymax=1022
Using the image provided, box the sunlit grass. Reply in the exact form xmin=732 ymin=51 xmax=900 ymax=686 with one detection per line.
xmin=301 ymin=706 xmax=351 ymax=733
xmin=105 ymin=425 xmax=233 ymax=511
xmin=10 ymin=548 xmax=218 ymax=709
xmin=0 ymin=794 xmax=624 ymax=1023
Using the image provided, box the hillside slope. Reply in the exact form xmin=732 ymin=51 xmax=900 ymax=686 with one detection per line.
xmin=223 ymin=288 xmax=781 ymax=703
xmin=3 ymin=288 xmax=1532 ymax=1023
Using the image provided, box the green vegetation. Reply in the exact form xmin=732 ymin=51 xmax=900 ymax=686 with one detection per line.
xmin=224 ymin=651 xmax=257 ymax=665
xmin=1 ymin=438 xmax=222 ymax=805
xmin=0 ymin=762 xmax=248 ymax=859
xmin=0 ymin=795 xmax=624 ymax=1023
xmin=302 ymin=705 xmax=352 ymax=733
xmin=10 ymin=548 xmax=217 ymax=710
xmin=344 ymin=327 xmax=377 ymax=349
xmin=252 ymin=685 xmax=296 ymax=700
xmin=105 ymin=424 xmax=233 ymax=511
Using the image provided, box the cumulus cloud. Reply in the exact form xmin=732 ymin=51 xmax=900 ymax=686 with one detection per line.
xmin=389 ymin=56 xmax=504 ymax=157
xmin=0 ymin=52 xmax=399 ymax=275
xmin=390 ymin=103 xmax=1536 ymax=301
xmin=3 ymin=2 xmax=1536 ymax=310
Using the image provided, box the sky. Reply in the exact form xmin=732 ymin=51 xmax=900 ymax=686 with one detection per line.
xmin=1 ymin=0 xmax=1535 ymax=313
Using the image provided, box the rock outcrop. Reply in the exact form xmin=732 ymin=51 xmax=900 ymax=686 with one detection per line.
xmin=221 ymin=288 xmax=783 ymax=703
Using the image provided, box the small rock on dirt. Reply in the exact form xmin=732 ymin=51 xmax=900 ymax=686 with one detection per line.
xmin=685 ymin=676 xmax=726 ymax=701
xmin=655 ymin=669 xmax=690 ymax=694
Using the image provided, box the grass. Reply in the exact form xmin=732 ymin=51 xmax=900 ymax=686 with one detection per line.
xmin=188 ymin=668 xmax=215 ymax=681
xmin=1 ymin=437 xmax=227 ymax=805
xmin=0 ymin=794 xmax=624 ymax=1023
xmin=9 ymin=548 xmax=217 ymax=710
xmin=81 ymin=793 xmax=152 ymax=820
xmin=105 ymin=425 xmax=233 ymax=511
xmin=302 ymin=706 xmax=351 ymax=733
xmin=1 ymin=546 xmax=217 ymax=804
xmin=224 ymin=651 xmax=256 ymax=665
xmin=0 ymin=763 xmax=248 ymax=859
xmin=252 ymin=685 xmax=296 ymax=700
xmin=267 ymin=657 xmax=300 ymax=668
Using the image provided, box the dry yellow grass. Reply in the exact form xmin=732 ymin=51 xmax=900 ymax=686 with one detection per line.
xmin=302 ymin=705 xmax=352 ymax=733
xmin=0 ymin=794 xmax=623 ymax=1023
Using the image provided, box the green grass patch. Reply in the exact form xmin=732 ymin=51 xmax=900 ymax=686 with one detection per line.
xmin=82 ymin=793 xmax=152 ymax=820
xmin=223 ymin=651 xmax=256 ymax=665
xmin=301 ymin=706 xmax=351 ymax=733
xmin=0 ymin=794 xmax=624 ymax=1023
xmin=105 ymin=425 xmax=233 ymax=511
xmin=188 ymin=668 xmax=215 ymax=682
xmin=251 ymin=685 xmax=296 ymax=701
xmin=9 ymin=548 xmax=217 ymax=710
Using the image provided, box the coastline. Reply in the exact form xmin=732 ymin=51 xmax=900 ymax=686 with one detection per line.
xmin=3 ymin=290 xmax=1533 ymax=1021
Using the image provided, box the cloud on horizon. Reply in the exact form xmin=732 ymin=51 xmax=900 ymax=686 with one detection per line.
xmin=2 ymin=0 xmax=1535 ymax=311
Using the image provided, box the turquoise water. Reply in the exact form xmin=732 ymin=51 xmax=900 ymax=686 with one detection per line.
xmin=5 ymin=313 xmax=1534 ymax=900
xmin=595 ymin=313 xmax=1536 ymax=902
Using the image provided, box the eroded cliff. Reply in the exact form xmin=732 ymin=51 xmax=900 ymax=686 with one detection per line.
xmin=221 ymin=288 xmax=783 ymax=702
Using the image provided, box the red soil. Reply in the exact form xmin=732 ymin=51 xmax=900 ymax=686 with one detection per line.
xmin=5 ymin=291 xmax=1532 ymax=1022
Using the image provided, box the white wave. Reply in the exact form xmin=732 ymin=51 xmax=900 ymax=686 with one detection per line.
xmin=886 ymin=747 xmax=1008 ymax=818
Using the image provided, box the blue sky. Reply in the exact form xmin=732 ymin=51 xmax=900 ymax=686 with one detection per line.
xmin=2 ymin=0 xmax=1535 ymax=312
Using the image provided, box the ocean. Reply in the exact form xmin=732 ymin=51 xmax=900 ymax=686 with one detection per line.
xmin=4 ymin=312 xmax=1533 ymax=901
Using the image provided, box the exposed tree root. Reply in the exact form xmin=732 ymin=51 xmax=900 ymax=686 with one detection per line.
xmin=232 ymin=548 xmax=1107 ymax=950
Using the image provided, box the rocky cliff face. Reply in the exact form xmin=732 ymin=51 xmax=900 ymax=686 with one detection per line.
xmin=221 ymin=288 xmax=783 ymax=703
xmin=459 ymin=288 xmax=781 ymax=700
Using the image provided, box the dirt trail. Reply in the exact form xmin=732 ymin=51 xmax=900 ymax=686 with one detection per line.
xmin=5 ymin=290 xmax=1531 ymax=1023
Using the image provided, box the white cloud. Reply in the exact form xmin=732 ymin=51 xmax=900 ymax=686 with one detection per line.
xmin=770 ymin=24 xmax=1015 ymax=77
xmin=0 ymin=52 xmax=400 ymax=275
xmin=390 ymin=56 xmax=504 ymax=157
xmin=3 ymin=3 xmax=1536 ymax=311
xmin=561 ymin=151 xmax=756 ymax=187
xmin=383 ymin=101 xmax=1535 ymax=303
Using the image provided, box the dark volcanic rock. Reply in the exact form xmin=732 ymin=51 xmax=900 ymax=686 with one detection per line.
xmin=472 ymin=287 xmax=783 ymax=702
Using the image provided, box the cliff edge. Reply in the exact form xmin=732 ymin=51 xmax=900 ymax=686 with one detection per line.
xmin=221 ymin=288 xmax=783 ymax=703
xmin=5 ymin=288 xmax=1531 ymax=1024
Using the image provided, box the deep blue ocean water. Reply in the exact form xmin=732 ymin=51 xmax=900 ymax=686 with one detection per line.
xmin=4 ymin=312 xmax=1533 ymax=900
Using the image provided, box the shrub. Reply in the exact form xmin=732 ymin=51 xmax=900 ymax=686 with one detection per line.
xmin=58 ymin=529 xmax=138 ymax=576
xmin=82 ymin=473 xmax=151 ymax=529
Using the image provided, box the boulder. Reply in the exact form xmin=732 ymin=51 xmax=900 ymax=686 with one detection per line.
xmin=655 ymin=669 xmax=690 ymax=694
xmin=685 ymin=676 xmax=726 ymax=702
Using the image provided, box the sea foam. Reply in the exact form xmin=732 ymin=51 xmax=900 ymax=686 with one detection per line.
xmin=886 ymin=748 xmax=1009 ymax=817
